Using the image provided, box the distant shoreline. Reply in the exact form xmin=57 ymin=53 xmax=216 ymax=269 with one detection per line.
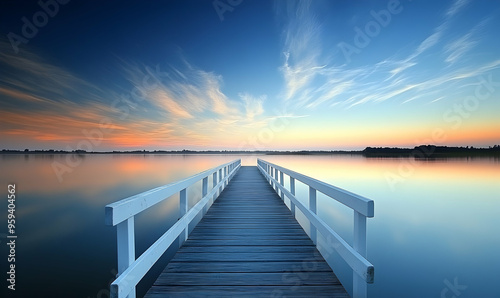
xmin=1 ymin=145 xmax=499 ymax=158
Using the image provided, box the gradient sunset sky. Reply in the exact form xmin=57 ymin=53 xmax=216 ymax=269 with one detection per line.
xmin=1 ymin=0 xmax=499 ymax=151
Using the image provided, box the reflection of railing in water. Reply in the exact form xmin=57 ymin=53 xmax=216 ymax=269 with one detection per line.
xmin=105 ymin=159 xmax=241 ymax=298
xmin=257 ymin=158 xmax=375 ymax=298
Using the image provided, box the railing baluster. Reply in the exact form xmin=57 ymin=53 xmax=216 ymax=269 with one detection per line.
xmin=290 ymin=177 xmax=296 ymax=217
xmin=202 ymin=177 xmax=208 ymax=197
xmin=116 ymin=217 xmax=136 ymax=298
xmin=279 ymin=171 xmax=284 ymax=200
xmin=274 ymin=168 xmax=278 ymax=192
xmin=218 ymin=169 xmax=223 ymax=194
xmin=270 ymin=166 xmax=274 ymax=185
xmin=272 ymin=168 xmax=274 ymax=186
xmin=309 ymin=186 xmax=317 ymax=245
xmin=202 ymin=177 xmax=208 ymax=213
xmin=224 ymin=166 xmax=228 ymax=186
xmin=179 ymin=188 xmax=187 ymax=248
xmin=212 ymin=171 xmax=217 ymax=198
xmin=353 ymin=211 xmax=368 ymax=298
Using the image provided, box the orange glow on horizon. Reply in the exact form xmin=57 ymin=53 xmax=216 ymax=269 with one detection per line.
xmin=1 ymin=107 xmax=499 ymax=150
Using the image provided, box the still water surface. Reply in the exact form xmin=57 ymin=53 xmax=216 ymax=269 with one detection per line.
xmin=0 ymin=154 xmax=498 ymax=297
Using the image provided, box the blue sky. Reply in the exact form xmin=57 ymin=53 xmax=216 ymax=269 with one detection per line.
xmin=1 ymin=0 xmax=499 ymax=150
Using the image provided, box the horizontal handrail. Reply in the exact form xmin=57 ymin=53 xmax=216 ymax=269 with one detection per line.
xmin=105 ymin=160 xmax=239 ymax=226
xmin=257 ymin=159 xmax=374 ymax=297
xmin=258 ymin=166 xmax=373 ymax=279
xmin=106 ymin=159 xmax=241 ymax=298
xmin=258 ymin=159 xmax=374 ymax=217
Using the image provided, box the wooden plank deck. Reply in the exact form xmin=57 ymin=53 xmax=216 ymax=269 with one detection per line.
xmin=145 ymin=166 xmax=349 ymax=297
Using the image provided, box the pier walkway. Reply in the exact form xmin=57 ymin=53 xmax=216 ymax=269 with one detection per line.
xmin=105 ymin=159 xmax=374 ymax=298
xmin=145 ymin=166 xmax=348 ymax=297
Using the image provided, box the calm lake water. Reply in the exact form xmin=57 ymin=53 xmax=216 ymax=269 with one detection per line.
xmin=0 ymin=154 xmax=498 ymax=297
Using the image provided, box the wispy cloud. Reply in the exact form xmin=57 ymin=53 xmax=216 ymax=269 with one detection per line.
xmin=444 ymin=32 xmax=476 ymax=64
xmin=275 ymin=0 xmax=498 ymax=111
xmin=0 ymin=39 xmax=275 ymax=149
xmin=384 ymin=0 xmax=470 ymax=76
xmin=277 ymin=0 xmax=324 ymax=104
xmin=0 ymin=40 xmax=107 ymax=110
xmin=239 ymin=93 xmax=265 ymax=121
xmin=150 ymin=89 xmax=194 ymax=119
xmin=446 ymin=0 xmax=469 ymax=18
xmin=444 ymin=18 xmax=487 ymax=65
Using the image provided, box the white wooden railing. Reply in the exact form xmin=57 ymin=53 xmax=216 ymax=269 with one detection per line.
xmin=105 ymin=159 xmax=241 ymax=298
xmin=257 ymin=159 xmax=374 ymax=298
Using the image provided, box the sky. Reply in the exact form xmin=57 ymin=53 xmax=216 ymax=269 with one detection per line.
xmin=0 ymin=0 xmax=499 ymax=151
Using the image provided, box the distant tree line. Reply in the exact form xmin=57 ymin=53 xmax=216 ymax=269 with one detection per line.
xmin=362 ymin=145 xmax=500 ymax=158
xmin=1 ymin=145 xmax=499 ymax=157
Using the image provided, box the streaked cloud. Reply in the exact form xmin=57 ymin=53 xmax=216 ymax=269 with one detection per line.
xmin=444 ymin=33 xmax=475 ymax=64
xmin=150 ymin=89 xmax=194 ymax=119
xmin=276 ymin=0 xmax=499 ymax=112
xmin=0 ymin=39 xmax=275 ymax=150
xmin=239 ymin=93 xmax=265 ymax=121
xmin=0 ymin=41 xmax=106 ymax=110
xmin=444 ymin=18 xmax=487 ymax=65
xmin=277 ymin=0 xmax=324 ymax=103
xmin=446 ymin=0 xmax=469 ymax=18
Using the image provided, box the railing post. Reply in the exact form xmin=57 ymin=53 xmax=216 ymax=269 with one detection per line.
xmin=309 ymin=186 xmax=317 ymax=245
xmin=274 ymin=168 xmax=278 ymax=192
xmin=353 ymin=211 xmax=368 ymax=298
xmin=279 ymin=171 xmax=284 ymax=200
xmin=212 ymin=172 xmax=218 ymax=200
xmin=268 ymin=165 xmax=272 ymax=183
xmin=116 ymin=217 xmax=136 ymax=298
xmin=269 ymin=166 xmax=275 ymax=188
xmin=224 ymin=166 xmax=228 ymax=186
xmin=218 ymin=168 xmax=223 ymax=194
xmin=270 ymin=167 xmax=274 ymax=186
xmin=213 ymin=172 xmax=217 ymax=187
xmin=290 ymin=177 xmax=296 ymax=217
xmin=202 ymin=177 xmax=208 ymax=213
xmin=202 ymin=177 xmax=208 ymax=197
xmin=179 ymin=188 xmax=187 ymax=248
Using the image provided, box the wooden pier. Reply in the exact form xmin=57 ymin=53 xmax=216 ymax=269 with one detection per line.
xmin=106 ymin=159 xmax=374 ymax=298
xmin=145 ymin=166 xmax=349 ymax=297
